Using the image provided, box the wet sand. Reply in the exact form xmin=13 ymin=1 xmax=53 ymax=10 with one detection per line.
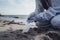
xmin=0 ymin=20 xmax=60 ymax=40
xmin=0 ymin=20 xmax=37 ymax=31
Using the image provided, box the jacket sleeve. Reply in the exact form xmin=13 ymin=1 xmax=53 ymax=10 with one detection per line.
xmin=29 ymin=0 xmax=44 ymax=17
xmin=27 ymin=0 xmax=44 ymax=22
xmin=34 ymin=7 xmax=57 ymax=27
xmin=35 ymin=7 xmax=57 ymax=21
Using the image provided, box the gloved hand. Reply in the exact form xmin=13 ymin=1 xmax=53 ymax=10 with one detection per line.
xmin=27 ymin=12 xmax=44 ymax=23
xmin=27 ymin=16 xmax=36 ymax=23
xmin=27 ymin=11 xmax=47 ymax=23
xmin=27 ymin=12 xmax=37 ymax=23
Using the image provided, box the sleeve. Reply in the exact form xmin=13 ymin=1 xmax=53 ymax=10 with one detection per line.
xmin=27 ymin=0 xmax=44 ymax=22
xmin=29 ymin=0 xmax=44 ymax=18
xmin=35 ymin=7 xmax=57 ymax=21
xmin=35 ymin=0 xmax=44 ymax=13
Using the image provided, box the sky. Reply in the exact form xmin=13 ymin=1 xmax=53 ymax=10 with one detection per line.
xmin=0 ymin=0 xmax=35 ymax=15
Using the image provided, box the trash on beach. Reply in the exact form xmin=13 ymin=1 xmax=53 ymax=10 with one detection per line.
xmin=22 ymin=22 xmax=36 ymax=33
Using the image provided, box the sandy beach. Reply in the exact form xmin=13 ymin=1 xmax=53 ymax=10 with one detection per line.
xmin=0 ymin=18 xmax=60 ymax=40
xmin=0 ymin=19 xmax=37 ymax=31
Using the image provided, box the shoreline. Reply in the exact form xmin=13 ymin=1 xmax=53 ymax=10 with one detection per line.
xmin=0 ymin=19 xmax=37 ymax=32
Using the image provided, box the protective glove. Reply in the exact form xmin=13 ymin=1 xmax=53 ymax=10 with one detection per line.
xmin=27 ymin=12 xmax=45 ymax=23
xmin=27 ymin=16 xmax=37 ymax=23
xmin=27 ymin=12 xmax=37 ymax=23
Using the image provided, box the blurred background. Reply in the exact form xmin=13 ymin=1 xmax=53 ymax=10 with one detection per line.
xmin=0 ymin=0 xmax=37 ymax=32
xmin=0 ymin=0 xmax=35 ymax=15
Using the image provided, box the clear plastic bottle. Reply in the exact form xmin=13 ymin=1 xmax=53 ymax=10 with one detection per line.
xmin=22 ymin=22 xmax=36 ymax=33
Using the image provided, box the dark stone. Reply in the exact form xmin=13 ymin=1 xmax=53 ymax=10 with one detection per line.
xmin=14 ymin=17 xmax=19 ymax=18
xmin=46 ymin=32 xmax=60 ymax=40
xmin=2 ymin=35 xmax=8 ymax=38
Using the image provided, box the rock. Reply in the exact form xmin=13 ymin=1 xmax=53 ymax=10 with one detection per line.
xmin=46 ymin=31 xmax=60 ymax=40
xmin=0 ymin=27 xmax=60 ymax=40
xmin=34 ymin=34 xmax=52 ymax=40
xmin=14 ymin=17 xmax=19 ymax=18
